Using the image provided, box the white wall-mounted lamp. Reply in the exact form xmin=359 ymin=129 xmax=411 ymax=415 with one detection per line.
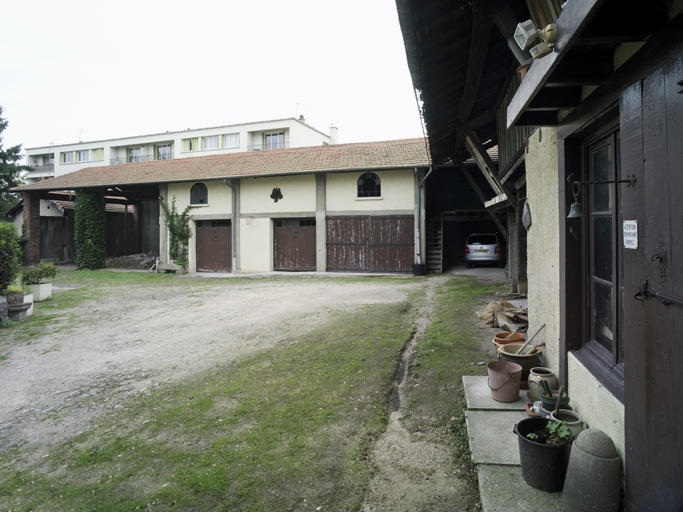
xmin=514 ymin=19 xmax=556 ymax=59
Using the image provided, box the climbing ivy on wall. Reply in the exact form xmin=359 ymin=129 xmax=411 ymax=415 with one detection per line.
xmin=74 ymin=189 xmax=106 ymax=270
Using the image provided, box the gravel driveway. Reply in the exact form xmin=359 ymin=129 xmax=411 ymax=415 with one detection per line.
xmin=1 ymin=275 xmax=425 ymax=453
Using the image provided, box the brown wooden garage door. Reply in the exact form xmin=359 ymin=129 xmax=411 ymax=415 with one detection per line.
xmin=196 ymin=220 xmax=232 ymax=272
xmin=274 ymin=219 xmax=316 ymax=271
xmin=326 ymin=216 xmax=414 ymax=272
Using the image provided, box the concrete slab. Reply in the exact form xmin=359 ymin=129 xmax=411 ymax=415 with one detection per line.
xmin=478 ymin=464 xmax=566 ymax=512
xmin=463 ymin=375 xmax=530 ymax=411
xmin=466 ymin=410 xmax=527 ymax=465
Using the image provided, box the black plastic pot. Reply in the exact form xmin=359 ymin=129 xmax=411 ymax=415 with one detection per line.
xmin=513 ymin=417 xmax=572 ymax=492
xmin=411 ymin=264 xmax=426 ymax=276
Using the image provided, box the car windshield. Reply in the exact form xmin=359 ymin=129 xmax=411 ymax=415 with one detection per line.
xmin=467 ymin=235 xmax=497 ymax=245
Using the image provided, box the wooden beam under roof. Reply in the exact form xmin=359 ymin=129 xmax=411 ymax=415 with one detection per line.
xmin=464 ymin=130 xmax=519 ymax=212
xmin=459 ymin=163 xmax=509 ymax=239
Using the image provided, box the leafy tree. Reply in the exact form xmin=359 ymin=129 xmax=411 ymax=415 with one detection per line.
xmin=0 ymin=106 xmax=31 ymax=217
xmin=0 ymin=221 xmax=22 ymax=291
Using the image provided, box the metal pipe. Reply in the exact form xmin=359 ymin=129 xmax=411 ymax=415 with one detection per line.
xmin=223 ymin=179 xmax=237 ymax=272
xmin=415 ymin=166 xmax=434 ymax=265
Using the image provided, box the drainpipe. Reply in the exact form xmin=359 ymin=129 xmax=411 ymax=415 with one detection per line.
xmin=415 ymin=166 xmax=434 ymax=265
xmin=223 ymin=179 xmax=237 ymax=272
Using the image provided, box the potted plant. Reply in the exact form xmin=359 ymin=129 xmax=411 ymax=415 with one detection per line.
xmin=4 ymin=283 xmax=25 ymax=305
xmin=513 ymin=417 xmax=574 ymax=492
xmin=21 ymin=262 xmax=57 ymax=301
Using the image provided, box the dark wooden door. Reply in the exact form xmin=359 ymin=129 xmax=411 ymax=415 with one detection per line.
xmin=196 ymin=220 xmax=231 ymax=272
xmin=368 ymin=216 xmax=414 ymax=272
xmin=621 ymin=54 xmax=683 ymax=510
xmin=326 ymin=216 xmax=414 ymax=272
xmin=326 ymin=216 xmax=369 ymax=271
xmin=273 ymin=221 xmax=316 ymax=271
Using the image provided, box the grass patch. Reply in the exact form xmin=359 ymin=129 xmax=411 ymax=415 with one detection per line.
xmin=0 ymin=296 xmax=418 ymax=511
xmin=405 ymin=276 xmax=509 ymax=507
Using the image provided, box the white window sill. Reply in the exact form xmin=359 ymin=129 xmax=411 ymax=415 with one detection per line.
xmin=191 ymin=203 xmax=210 ymax=207
xmin=356 ymin=196 xmax=383 ymax=201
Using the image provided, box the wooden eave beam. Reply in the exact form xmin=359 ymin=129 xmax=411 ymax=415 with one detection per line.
xmin=506 ymin=0 xmax=606 ymax=129
xmin=458 ymin=163 xmax=509 ymax=239
xmin=464 ymin=130 xmax=519 ymax=212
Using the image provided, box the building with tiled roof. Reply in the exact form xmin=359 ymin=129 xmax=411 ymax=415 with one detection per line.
xmin=16 ymin=137 xmax=435 ymax=274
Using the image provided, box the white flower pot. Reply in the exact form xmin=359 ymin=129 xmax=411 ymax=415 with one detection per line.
xmin=29 ymin=282 xmax=52 ymax=302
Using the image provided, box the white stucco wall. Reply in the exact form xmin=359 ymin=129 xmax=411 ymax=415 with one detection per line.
xmin=167 ymin=181 xmax=233 ymax=215
xmin=326 ymin=169 xmax=415 ymax=212
xmin=568 ymin=354 xmax=625 ymax=460
xmin=525 ymin=127 xmax=561 ymax=370
xmin=240 ymin=175 xmax=316 ymax=214
xmin=239 ymin=217 xmax=272 ymax=273
xmin=526 ymin=126 xmax=625 ymax=460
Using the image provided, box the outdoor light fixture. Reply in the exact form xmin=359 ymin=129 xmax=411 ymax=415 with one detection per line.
xmin=566 ymin=173 xmax=637 ymax=219
xmin=514 ymin=19 xmax=556 ymax=59
xmin=270 ymin=187 xmax=283 ymax=203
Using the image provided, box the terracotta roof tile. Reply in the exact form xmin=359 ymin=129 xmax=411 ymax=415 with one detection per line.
xmin=16 ymin=138 xmax=431 ymax=192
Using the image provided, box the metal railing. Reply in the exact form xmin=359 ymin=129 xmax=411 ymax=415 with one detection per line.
xmin=247 ymin=142 xmax=289 ymax=151
xmin=28 ymin=164 xmax=54 ymax=175
xmin=110 ymin=153 xmax=173 ymax=165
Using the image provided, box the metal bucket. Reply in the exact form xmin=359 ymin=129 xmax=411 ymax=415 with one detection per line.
xmin=487 ymin=360 xmax=522 ymax=402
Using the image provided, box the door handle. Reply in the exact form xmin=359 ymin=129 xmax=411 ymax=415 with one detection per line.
xmin=634 ymin=280 xmax=683 ymax=307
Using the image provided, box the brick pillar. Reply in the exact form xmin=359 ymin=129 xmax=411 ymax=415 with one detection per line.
xmin=23 ymin=192 xmax=41 ymax=265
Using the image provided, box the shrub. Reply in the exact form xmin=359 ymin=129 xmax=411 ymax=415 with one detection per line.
xmin=0 ymin=221 xmax=22 ymax=292
xmin=21 ymin=261 xmax=57 ymax=285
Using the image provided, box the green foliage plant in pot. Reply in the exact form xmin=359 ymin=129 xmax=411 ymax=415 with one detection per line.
xmin=21 ymin=262 xmax=57 ymax=301
xmin=513 ymin=418 xmax=574 ymax=492
xmin=4 ymin=283 xmax=24 ymax=305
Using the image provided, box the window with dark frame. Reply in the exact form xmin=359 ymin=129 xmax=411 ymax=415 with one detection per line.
xmin=190 ymin=183 xmax=208 ymax=205
xmin=577 ymin=128 xmax=624 ymax=382
xmin=357 ymin=172 xmax=381 ymax=198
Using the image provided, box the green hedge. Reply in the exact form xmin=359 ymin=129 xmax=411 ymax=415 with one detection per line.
xmin=74 ymin=189 xmax=106 ymax=270
xmin=0 ymin=221 xmax=22 ymax=291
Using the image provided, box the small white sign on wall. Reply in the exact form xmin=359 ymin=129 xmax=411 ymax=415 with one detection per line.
xmin=623 ymin=220 xmax=638 ymax=249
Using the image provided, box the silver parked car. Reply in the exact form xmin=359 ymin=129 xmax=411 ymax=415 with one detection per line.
xmin=465 ymin=233 xmax=504 ymax=267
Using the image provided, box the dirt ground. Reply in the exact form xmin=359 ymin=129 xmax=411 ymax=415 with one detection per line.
xmin=1 ymin=268 xmax=505 ymax=510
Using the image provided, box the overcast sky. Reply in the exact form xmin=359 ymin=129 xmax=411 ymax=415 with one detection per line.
xmin=1 ymin=0 xmax=425 ymax=157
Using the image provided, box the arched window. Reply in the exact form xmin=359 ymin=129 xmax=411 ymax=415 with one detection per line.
xmin=357 ymin=172 xmax=381 ymax=198
xmin=190 ymin=183 xmax=208 ymax=204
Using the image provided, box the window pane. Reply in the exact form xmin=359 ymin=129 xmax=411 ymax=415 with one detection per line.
xmin=592 ymin=144 xmax=613 ymax=212
xmin=223 ymin=134 xmax=239 ymax=148
xmin=593 ymin=215 xmax=612 ymax=281
xmin=594 ymin=280 xmax=614 ymax=352
xmin=157 ymin=145 xmax=171 ymax=160
xmin=78 ymin=150 xmax=88 ymax=162
xmin=203 ymin=136 xmax=218 ymax=150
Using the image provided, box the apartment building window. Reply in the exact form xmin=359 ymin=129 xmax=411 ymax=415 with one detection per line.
xmin=92 ymin=148 xmax=104 ymax=161
xmin=265 ymin=132 xmax=284 ymax=150
xmin=156 ymin=144 xmax=172 ymax=160
xmin=61 ymin=152 xmax=74 ymax=164
xmin=223 ymin=133 xmax=239 ymax=148
xmin=202 ymin=136 xmax=219 ymax=150
xmin=183 ymin=138 xmax=199 ymax=152
xmin=128 ymin=147 xmax=142 ymax=163
xmin=77 ymin=150 xmax=89 ymax=162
